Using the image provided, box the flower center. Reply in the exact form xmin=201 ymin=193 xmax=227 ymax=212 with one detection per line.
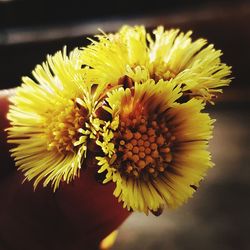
xmin=45 ymin=99 xmax=87 ymax=153
xmin=113 ymin=113 xmax=176 ymax=179
xmin=152 ymin=66 xmax=177 ymax=82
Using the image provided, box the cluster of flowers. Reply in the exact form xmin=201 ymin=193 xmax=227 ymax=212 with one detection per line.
xmin=7 ymin=26 xmax=231 ymax=215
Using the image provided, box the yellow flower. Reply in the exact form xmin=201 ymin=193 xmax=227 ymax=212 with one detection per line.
xmin=80 ymin=25 xmax=231 ymax=103
xmin=7 ymin=48 xmax=96 ymax=190
xmin=149 ymin=26 xmax=232 ymax=103
xmin=6 ymin=25 xmax=230 ymax=216
xmin=80 ymin=26 xmax=150 ymax=87
xmin=96 ymin=80 xmax=214 ymax=214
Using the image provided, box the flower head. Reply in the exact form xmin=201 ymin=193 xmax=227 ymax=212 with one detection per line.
xmin=7 ymin=48 xmax=96 ymax=190
xmin=80 ymin=26 xmax=149 ymax=87
xmin=149 ymin=26 xmax=232 ymax=103
xmin=80 ymin=25 xmax=231 ymax=103
xmin=7 ymin=25 xmax=231 ymax=216
xmin=96 ymin=80 xmax=214 ymax=213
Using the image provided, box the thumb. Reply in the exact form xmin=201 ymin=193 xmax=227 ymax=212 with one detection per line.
xmin=0 ymin=89 xmax=130 ymax=250
xmin=0 ymin=89 xmax=16 ymax=179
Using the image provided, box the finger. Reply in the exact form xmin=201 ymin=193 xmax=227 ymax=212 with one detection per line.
xmin=0 ymin=163 xmax=130 ymax=249
xmin=0 ymin=89 xmax=16 ymax=179
xmin=0 ymin=89 xmax=130 ymax=249
xmin=55 ymin=163 xmax=130 ymax=246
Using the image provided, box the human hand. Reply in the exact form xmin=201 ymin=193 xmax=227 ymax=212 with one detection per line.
xmin=0 ymin=89 xmax=130 ymax=250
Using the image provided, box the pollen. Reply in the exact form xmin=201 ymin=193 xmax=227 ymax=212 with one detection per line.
xmin=46 ymin=99 xmax=87 ymax=153
xmin=113 ymin=113 xmax=175 ymax=178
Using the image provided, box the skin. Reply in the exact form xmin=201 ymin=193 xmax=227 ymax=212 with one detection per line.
xmin=0 ymin=89 xmax=130 ymax=250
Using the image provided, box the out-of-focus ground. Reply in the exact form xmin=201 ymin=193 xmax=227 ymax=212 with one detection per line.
xmin=112 ymin=104 xmax=250 ymax=250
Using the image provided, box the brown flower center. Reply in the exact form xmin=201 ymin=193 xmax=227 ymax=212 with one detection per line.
xmin=112 ymin=113 xmax=176 ymax=179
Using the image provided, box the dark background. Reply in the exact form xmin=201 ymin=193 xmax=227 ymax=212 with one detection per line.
xmin=1 ymin=0 xmax=249 ymax=249
xmin=0 ymin=0 xmax=249 ymax=100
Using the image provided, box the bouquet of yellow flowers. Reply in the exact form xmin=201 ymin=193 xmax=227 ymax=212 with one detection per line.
xmin=7 ymin=25 xmax=231 ymax=215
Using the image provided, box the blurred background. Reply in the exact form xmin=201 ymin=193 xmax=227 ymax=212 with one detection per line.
xmin=1 ymin=0 xmax=249 ymax=249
